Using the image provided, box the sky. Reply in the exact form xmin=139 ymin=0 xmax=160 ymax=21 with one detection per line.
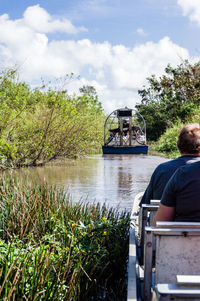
xmin=0 ymin=0 xmax=200 ymax=112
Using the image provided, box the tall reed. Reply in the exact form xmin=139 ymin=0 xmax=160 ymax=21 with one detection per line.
xmin=0 ymin=175 xmax=130 ymax=300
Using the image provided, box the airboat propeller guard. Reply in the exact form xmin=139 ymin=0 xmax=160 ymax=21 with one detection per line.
xmin=102 ymin=107 xmax=148 ymax=154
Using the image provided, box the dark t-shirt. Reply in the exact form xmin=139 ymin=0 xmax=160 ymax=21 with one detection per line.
xmin=161 ymin=161 xmax=200 ymax=222
xmin=139 ymin=156 xmax=200 ymax=206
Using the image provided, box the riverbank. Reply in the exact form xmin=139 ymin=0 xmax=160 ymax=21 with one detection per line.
xmin=148 ymin=142 xmax=178 ymax=159
xmin=0 ymin=175 xmax=130 ymax=300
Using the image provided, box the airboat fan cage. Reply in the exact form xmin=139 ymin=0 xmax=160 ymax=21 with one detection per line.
xmin=103 ymin=107 xmax=147 ymax=148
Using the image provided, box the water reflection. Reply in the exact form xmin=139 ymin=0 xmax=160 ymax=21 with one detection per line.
xmin=5 ymin=154 xmax=169 ymax=211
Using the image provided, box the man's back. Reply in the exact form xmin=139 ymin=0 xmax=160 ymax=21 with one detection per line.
xmin=139 ymin=155 xmax=200 ymax=206
xmin=161 ymin=161 xmax=200 ymax=221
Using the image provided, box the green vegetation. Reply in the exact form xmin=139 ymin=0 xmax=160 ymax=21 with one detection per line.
xmin=152 ymin=107 xmax=200 ymax=158
xmin=0 ymin=175 xmax=130 ymax=300
xmin=136 ymin=60 xmax=200 ymax=156
xmin=150 ymin=125 xmax=181 ymax=158
xmin=0 ymin=69 xmax=105 ymax=169
xmin=136 ymin=60 xmax=200 ymax=141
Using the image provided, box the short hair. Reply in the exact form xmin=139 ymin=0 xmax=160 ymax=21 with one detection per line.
xmin=177 ymin=123 xmax=200 ymax=154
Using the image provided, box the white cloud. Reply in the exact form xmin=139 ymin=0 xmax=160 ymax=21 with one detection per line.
xmin=177 ymin=0 xmax=200 ymax=26
xmin=0 ymin=5 xmax=193 ymax=113
xmin=18 ymin=5 xmax=86 ymax=35
xmin=136 ymin=28 xmax=147 ymax=36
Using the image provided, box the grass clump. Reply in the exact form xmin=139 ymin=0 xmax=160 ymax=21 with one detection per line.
xmin=0 ymin=175 xmax=130 ymax=300
xmin=153 ymin=123 xmax=181 ymax=158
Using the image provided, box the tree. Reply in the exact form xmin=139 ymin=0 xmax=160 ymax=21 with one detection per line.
xmin=79 ymin=85 xmax=102 ymax=110
xmin=0 ymin=70 xmax=105 ymax=168
xmin=136 ymin=60 xmax=200 ymax=140
xmin=79 ymin=85 xmax=97 ymax=98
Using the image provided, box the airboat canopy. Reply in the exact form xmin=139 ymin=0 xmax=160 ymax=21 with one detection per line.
xmin=102 ymin=107 xmax=148 ymax=154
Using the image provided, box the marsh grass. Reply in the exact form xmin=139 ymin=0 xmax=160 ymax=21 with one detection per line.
xmin=0 ymin=175 xmax=130 ymax=300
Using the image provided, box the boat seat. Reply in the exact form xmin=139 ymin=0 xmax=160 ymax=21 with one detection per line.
xmin=138 ymin=203 xmax=159 ymax=265
xmin=176 ymin=275 xmax=200 ymax=285
xmin=155 ymin=275 xmax=200 ymax=300
xmin=143 ymin=222 xmax=200 ymax=301
xmin=150 ymin=200 xmax=160 ymax=206
xmin=156 ymin=283 xmax=200 ymax=300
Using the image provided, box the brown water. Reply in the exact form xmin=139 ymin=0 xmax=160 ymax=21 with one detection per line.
xmin=6 ymin=154 xmax=169 ymax=211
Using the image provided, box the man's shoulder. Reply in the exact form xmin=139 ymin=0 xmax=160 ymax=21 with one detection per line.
xmin=179 ymin=160 xmax=200 ymax=173
xmin=155 ymin=156 xmax=200 ymax=172
xmin=154 ymin=157 xmax=183 ymax=172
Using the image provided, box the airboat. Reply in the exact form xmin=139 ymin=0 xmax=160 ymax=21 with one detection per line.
xmin=102 ymin=107 xmax=148 ymax=154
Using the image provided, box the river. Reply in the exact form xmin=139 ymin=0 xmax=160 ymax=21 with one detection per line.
xmin=6 ymin=154 xmax=169 ymax=211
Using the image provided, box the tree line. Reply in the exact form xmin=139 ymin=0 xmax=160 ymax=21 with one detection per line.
xmin=0 ymin=69 xmax=104 ymax=168
xmin=136 ymin=60 xmax=200 ymax=143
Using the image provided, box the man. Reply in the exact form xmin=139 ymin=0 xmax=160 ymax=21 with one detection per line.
xmin=152 ymin=160 xmax=200 ymax=225
xmin=140 ymin=123 xmax=200 ymax=206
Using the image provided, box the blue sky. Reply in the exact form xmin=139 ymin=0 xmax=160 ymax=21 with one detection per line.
xmin=0 ymin=0 xmax=199 ymax=112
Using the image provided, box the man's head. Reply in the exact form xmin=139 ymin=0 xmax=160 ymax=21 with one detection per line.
xmin=177 ymin=123 xmax=200 ymax=155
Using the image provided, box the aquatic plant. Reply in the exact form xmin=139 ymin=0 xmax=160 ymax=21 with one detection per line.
xmin=0 ymin=175 xmax=130 ymax=300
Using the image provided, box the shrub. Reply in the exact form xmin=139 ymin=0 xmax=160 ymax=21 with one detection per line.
xmin=0 ymin=70 xmax=105 ymax=168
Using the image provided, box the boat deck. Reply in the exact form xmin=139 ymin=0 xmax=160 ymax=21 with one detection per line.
xmin=127 ymin=193 xmax=200 ymax=301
